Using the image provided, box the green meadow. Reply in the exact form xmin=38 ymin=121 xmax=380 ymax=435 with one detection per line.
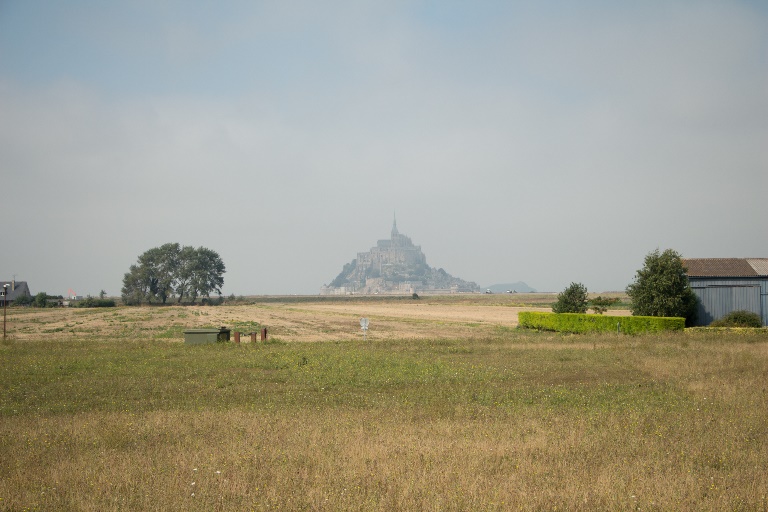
xmin=1 ymin=304 xmax=767 ymax=510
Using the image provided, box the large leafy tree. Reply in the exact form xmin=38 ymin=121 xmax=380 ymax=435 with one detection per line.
xmin=552 ymin=282 xmax=589 ymax=313
xmin=122 ymin=244 xmax=225 ymax=305
xmin=183 ymin=247 xmax=226 ymax=303
xmin=136 ymin=243 xmax=180 ymax=304
xmin=626 ymin=248 xmax=698 ymax=325
xmin=175 ymin=245 xmax=198 ymax=303
xmin=121 ymin=264 xmax=151 ymax=305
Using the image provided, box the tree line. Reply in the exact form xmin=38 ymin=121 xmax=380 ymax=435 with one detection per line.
xmin=121 ymin=243 xmax=225 ymax=305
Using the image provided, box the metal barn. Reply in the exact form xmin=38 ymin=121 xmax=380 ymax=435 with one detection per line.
xmin=683 ymin=258 xmax=768 ymax=326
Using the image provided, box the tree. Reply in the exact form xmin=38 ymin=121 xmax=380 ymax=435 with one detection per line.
xmin=175 ymin=245 xmax=198 ymax=303
xmin=121 ymin=244 xmax=225 ymax=305
xmin=179 ymin=247 xmax=225 ymax=302
xmin=121 ymin=264 xmax=151 ymax=305
xmin=552 ymin=282 xmax=589 ymax=313
xmin=589 ymin=296 xmax=620 ymax=315
xmin=185 ymin=247 xmax=226 ymax=303
xmin=626 ymin=248 xmax=698 ymax=325
xmin=138 ymin=243 xmax=180 ymax=304
xmin=34 ymin=292 xmax=48 ymax=308
xmin=122 ymin=243 xmax=180 ymax=305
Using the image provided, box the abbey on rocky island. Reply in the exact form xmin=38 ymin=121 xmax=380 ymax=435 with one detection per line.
xmin=321 ymin=217 xmax=480 ymax=295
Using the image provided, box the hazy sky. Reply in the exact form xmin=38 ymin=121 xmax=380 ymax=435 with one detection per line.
xmin=1 ymin=1 xmax=766 ymax=296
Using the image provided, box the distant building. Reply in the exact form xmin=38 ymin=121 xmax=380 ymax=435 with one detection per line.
xmin=322 ymin=217 xmax=480 ymax=295
xmin=356 ymin=218 xmax=427 ymax=275
xmin=683 ymin=258 xmax=768 ymax=326
xmin=0 ymin=280 xmax=32 ymax=304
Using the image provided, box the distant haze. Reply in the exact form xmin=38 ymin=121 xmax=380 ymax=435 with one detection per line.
xmin=1 ymin=2 xmax=766 ymax=297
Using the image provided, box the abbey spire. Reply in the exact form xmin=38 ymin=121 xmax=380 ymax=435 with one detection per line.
xmin=391 ymin=213 xmax=399 ymax=238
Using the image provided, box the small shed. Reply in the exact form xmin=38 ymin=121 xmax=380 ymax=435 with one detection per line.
xmin=683 ymin=258 xmax=768 ymax=326
xmin=184 ymin=327 xmax=231 ymax=344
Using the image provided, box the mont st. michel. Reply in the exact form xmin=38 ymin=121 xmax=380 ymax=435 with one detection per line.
xmin=321 ymin=218 xmax=480 ymax=295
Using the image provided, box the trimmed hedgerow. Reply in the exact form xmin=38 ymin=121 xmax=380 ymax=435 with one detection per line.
xmin=518 ymin=311 xmax=685 ymax=334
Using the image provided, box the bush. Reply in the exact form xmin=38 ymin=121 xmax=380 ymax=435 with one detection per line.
xmin=589 ymin=296 xmax=620 ymax=314
xmin=12 ymin=295 xmax=34 ymax=306
xmin=710 ymin=310 xmax=762 ymax=328
xmin=519 ymin=311 xmax=685 ymax=334
xmin=552 ymin=282 xmax=589 ymax=313
xmin=33 ymin=292 xmax=48 ymax=308
xmin=72 ymin=298 xmax=116 ymax=308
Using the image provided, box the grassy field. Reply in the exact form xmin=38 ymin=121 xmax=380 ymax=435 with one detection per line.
xmin=1 ymin=299 xmax=767 ymax=511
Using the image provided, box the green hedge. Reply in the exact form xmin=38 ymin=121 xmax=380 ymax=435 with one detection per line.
xmin=518 ymin=311 xmax=685 ymax=334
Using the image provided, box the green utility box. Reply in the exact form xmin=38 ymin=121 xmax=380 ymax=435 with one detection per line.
xmin=184 ymin=327 xmax=231 ymax=345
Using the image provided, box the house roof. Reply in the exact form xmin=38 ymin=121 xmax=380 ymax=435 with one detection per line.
xmin=682 ymin=258 xmax=768 ymax=278
xmin=0 ymin=281 xmax=32 ymax=301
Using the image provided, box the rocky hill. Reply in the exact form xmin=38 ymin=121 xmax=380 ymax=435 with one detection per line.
xmin=321 ymin=219 xmax=479 ymax=295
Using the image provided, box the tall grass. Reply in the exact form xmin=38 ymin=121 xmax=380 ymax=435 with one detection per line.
xmin=1 ymin=329 xmax=767 ymax=510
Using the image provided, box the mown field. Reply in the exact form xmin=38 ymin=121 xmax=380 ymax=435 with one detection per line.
xmin=1 ymin=297 xmax=767 ymax=511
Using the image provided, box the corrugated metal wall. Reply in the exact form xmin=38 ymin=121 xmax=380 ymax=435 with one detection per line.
xmin=689 ymin=277 xmax=768 ymax=326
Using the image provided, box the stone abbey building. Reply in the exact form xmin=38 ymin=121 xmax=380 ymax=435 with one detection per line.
xmin=321 ymin=218 xmax=479 ymax=295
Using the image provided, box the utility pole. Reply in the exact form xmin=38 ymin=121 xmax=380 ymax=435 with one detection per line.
xmin=2 ymin=283 xmax=8 ymax=339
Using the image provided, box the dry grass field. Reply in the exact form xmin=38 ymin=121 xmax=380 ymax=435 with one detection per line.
xmin=1 ymin=295 xmax=766 ymax=511
xmin=2 ymin=294 xmax=628 ymax=343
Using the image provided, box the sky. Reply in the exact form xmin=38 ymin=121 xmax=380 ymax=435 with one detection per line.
xmin=1 ymin=1 xmax=766 ymax=296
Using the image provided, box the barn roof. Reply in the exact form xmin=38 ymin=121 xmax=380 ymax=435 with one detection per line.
xmin=682 ymin=258 xmax=768 ymax=277
xmin=747 ymin=258 xmax=768 ymax=276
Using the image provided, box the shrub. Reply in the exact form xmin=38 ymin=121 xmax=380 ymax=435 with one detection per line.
xmin=589 ymin=296 xmax=620 ymax=314
xmin=552 ymin=282 xmax=589 ymax=313
xmin=33 ymin=292 xmax=48 ymax=308
xmin=710 ymin=310 xmax=762 ymax=328
xmin=72 ymin=298 xmax=116 ymax=308
xmin=519 ymin=311 xmax=685 ymax=334
xmin=12 ymin=295 xmax=34 ymax=306
xmin=201 ymin=296 xmax=224 ymax=306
